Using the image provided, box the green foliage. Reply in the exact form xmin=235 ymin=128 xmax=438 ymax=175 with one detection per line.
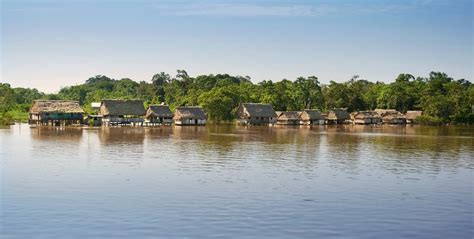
xmin=0 ymin=83 xmax=16 ymax=125
xmin=151 ymin=72 xmax=170 ymax=102
xmin=2 ymin=70 xmax=472 ymax=125
xmin=13 ymin=87 xmax=44 ymax=104
xmin=8 ymin=109 xmax=29 ymax=122
xmin=0 ymin=84 xmax=14 ymax=109
xmin=0 ymin=112 xmax=13 ymax=126
xmin=198 ymin=87 xmax=237 ymax=121
xmin=451 ymin=113 xmax=474 ymax=124
xmin=322 ymin=81 xmax=351 ymax=110
xmin=419 ymin=72 xmax=472 ymax=121
xmin=415 ymin=115 xmax=446 ymax=125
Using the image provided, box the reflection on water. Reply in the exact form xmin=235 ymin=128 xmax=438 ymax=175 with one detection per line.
xmin=30 ymin=126 xmax=84 ymax=141
xmin=1 ymin=125 xmax=473 ymax=238
xmin=99 ymin=127 xmax=146 ymax=145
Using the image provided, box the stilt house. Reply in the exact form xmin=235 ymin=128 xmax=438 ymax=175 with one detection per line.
xmin=145 ymin=105 xmax=173 ymax=125
xmin=299 ymin=110 xmax=325 ymax=125
xmin=173 ymin=107 xmax=207 ymax=125
xmin=236 ymin=103 xmax=277 ymax=125
xmin=100 ymin=100 xmax=145 ymax=126
xmin=276 ymin=111 xmax=302 ymax=125
xmin=326 ymin=108 xmax=350 ymax=124
xmin=375 ymin=109 xmax=406 ymax=124
xmin=29 ymin=100 xmax=84 ymax=126
xmin=351 ymin=111 xmax=382 ymax=124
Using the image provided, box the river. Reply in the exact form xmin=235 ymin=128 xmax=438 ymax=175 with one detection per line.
xmin=1 ymin=124 xmax=473 ymax=238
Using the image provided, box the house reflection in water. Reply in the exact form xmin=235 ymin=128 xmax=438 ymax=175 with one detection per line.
xmin=30 ymin=126 xmax=84 ymax=142
xmin=98 ymin=127 xmax=146 ymax=145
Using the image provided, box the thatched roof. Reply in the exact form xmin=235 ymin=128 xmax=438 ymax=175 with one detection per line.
xmin=173 ymin=107 xmax=207 ymax=120
xmin=277 ymin=111 xmax=301 ymax=121
xmin=406 ymin=110 xmax=423 ymax=120
xmin=299 ymin=109 xmax=322 ymax=121
xmin=374 ymin=109 xmax=398 ymax=115
xmin=146 ymin=105 xmax=173 ymax=118
xmin=352 ymin=111 xmax=380 ymax=120
xmin=383 ymin=113 xmax=406 ymax=121
xmin=240 ymin=103 xmax=277 ymax=118
xmin=376 ymin=109 xmax=405 ymax=120
xmin=100 ymin=100 xmax=145 ymax=116
xmin=327 ymin=108 xmax=350 ymax=120
xmin=30 ymin=100 xmax=84 ymax=114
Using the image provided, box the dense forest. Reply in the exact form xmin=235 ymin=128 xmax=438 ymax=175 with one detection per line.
xmin=1 ymin=70 xmax=473 ymax=125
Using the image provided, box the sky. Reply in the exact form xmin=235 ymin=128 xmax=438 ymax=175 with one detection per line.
xmin=1 ymin=0 xmax=472 ymax=93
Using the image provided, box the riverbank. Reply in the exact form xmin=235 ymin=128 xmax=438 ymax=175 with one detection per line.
xmin=2 ymin=105 xmax=473 ymax=127
xmin=0 ymin=110 xmax=28 ymax=126
xmin=2 ymin=71 xmax=473 ymax=128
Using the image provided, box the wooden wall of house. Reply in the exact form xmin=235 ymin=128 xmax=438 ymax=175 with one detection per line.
xmin=175 ymin=119 xmax=206 ymax=125
xmin=29 ymin=113 xmax=84 ymax=126
xmin=244 ymin=117 xmax=275 ymax=125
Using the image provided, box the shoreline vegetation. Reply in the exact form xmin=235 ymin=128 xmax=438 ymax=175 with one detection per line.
xmin=1 ymin=70 xmax=473 ymax=126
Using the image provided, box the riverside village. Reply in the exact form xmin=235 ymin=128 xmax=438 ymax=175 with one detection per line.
xmin=28 ymin=100 xmax=423 ymax=127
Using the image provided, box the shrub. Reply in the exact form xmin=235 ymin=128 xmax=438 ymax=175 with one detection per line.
xmin=0 ymin=112 xmax=14 ymax=126
xmin=451 ymin=113 xmax=474 ymax=124
xmin=415 ymin=115 xmax=446 ymax=125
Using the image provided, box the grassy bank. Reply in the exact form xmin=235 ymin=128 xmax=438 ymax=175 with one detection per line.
xmin=9 ymin=110 xmax=29 ymax=122
xmin=0 ymin=110 xmax=29 ymax=126
xmin=0 ymin=113 xmax=14 ymax=126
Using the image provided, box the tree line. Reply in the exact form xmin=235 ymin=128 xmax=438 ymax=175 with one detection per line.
xmin=1 ymin=70 xmax=473 ymax=125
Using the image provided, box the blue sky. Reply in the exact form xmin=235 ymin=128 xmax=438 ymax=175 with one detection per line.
xmin=1 ymin=0 xmax=472 ymax=93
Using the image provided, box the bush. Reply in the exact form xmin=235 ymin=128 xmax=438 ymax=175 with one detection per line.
xmin=8 ymin=109 xmax=29 ymax=122
xmin=451 ymin=113 xmax=474 ymax=124
xmin=88 ymin=119 xmax=95 ymax=127
xmin=415 ymin=115 xmax=446 ymax=125
xmin=0 ymin=112 xmax=14 ymax=126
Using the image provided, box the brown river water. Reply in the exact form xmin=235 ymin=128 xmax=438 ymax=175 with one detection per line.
xmin=1 ymin=124 xmax=473 ymax=238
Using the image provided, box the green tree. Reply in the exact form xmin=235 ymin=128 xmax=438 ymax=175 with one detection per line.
xmin=0 ymin=83 xmax=15 ymax=125
xmin=2 ymin=70 xmax=472 ymax=124
xmin=198 ymin=86 xmax=240 ymax=121
xmin=323 ymin=81 xmax=350 ymax=110
xmin=294 ymin=76 xmax=324 ymax=110
xmin=151 ymin=72 xmax=171 ymax=102
xmin=345 ymin=76 xmax=372 ymax=111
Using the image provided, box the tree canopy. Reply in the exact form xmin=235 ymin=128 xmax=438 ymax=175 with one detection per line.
xmin=1 ymin=70 xmax=472 ymax=125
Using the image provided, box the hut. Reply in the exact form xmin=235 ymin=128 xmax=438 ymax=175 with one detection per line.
xmin=236 ymin=103 xmax=277 ymax=125
xmin=299 ymin=110 xmax=325 ymax=125
xmin=145 ymin=105 xmax=173 ymax=125
xmin=375 ymin=109 xmax=406 ymax=124
xmin=173 ymin=107 xmax=207 ymax=125
xmin=276 ymin=111 xmax=301 ymax=125
xmin=406 ymin=111 xmax=423 ymax=124
xmin=351 ymin=111 xmax=382 ymax=124
xmin=326 ymin=108 xmax=350 ymax=124
xmin=29 ymin=100 xmax=85 ymax=126
xmin=99 ymin=100 xmax=145 ymax=126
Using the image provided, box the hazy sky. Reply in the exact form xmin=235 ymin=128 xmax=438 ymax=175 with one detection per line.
xmin=1 ymin=0 xmax=472 ymax=93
